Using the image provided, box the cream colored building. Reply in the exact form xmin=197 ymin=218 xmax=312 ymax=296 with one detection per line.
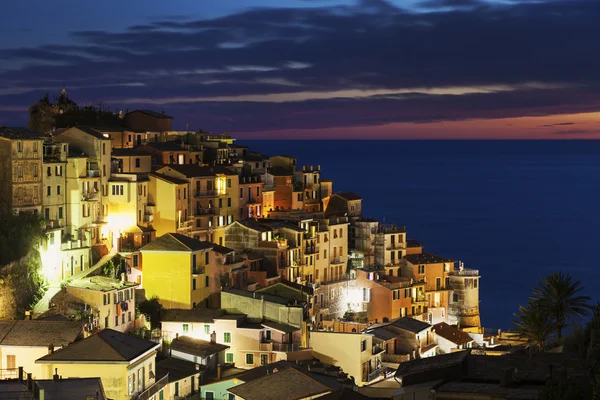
xmin=36 ymin=329 xmax=161 ymax=400
xmin=310 ymin=331 xmax=385 ymax=386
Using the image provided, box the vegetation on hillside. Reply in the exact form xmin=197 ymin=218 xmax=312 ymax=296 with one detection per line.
xmin=0 ymin=213 xmax=47 ymax=317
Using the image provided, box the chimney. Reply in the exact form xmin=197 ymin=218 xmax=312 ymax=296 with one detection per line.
xmin=26 ymin=373 xmax=33 ymax=391
xmin=210 ymin=331 xmax=216 ymax=344
xmin=48 ymin=343 xmax=54 ymax=354
xmin=53 ymin=368 xmax=59 ymax=382
xmin=217 ymin=364 xmax=222 ymax=380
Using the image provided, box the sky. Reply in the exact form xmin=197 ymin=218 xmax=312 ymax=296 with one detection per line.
xmin=1 ymin=0 xmax=600 ymax=139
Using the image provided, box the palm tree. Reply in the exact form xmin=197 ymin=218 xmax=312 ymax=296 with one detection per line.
xmin=513 ymin=302 xmax=555 ymax=352
xmin=532 ymin=272 xmax=592 ymax=339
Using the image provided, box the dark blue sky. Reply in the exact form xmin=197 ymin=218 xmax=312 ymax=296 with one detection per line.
xmin=2 ymin=0 xmax=600 ymax=138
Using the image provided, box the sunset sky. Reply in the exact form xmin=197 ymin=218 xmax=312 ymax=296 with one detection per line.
xmin=1 ymin=0 xmax=600 ymax=139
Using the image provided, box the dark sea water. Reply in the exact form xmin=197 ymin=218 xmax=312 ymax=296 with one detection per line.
xmin=240 ymin=140 xmax=600 ymax=330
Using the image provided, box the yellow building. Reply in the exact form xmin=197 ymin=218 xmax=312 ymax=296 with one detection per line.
xmin=111 ymin=148 xmax=152 ymax=174
xmin=36 ymin=329 xmax=161 ymax=400
xmin=0 ymin=127 xmax=46 ymax=214
xmin=140 ymin=233 xmax=212 ymax=309
xmin=155 ymin=164 xmax=239 ymax=244
xmin=147 ymin=172 xmax=189 ymax=237
xmin=42 ymin=140 xmax=68 ymax=228
xmin=108 ymin=174 xmax=151 ymax=232
xmin=63 ymin=276 xmax=138 ymax=333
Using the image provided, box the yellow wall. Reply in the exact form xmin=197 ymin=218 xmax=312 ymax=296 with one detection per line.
xmin=38 ymin=351 xmax=156 ymax=400
xmin=0 ymin=345 xmax=65 ymax=379
xmin=142 ymin=250 xmax=210 ymax=309
xmin=148 ymin=176 xmax=184 ymax=237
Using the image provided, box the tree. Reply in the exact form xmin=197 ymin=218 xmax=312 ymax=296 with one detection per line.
xmin=27 ymin=93 xmax=55 ymax=133
xmin=532 ymin=272 xmax=592 ymax=339
xmin=513 ymin=302 xmax=555 ymax=352
xmin=138 ymin=296 xmax=163 ymax=329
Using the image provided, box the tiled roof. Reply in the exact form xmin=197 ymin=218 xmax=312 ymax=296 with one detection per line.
xmin=161 ymin=308 xmax=226 ymax=323
xmin=35 ymin=378 xmax=107 ymax=400
xmin=37 ymin=329 xmax=159 ymax=363
xmin=141 ymin=233 xmax=212 ymax=252
xmin=127 ymin=110 xmax=173 ymax=119
xmin=228 ymin=367 xmax=332 ymax=400
xmin=210 ymin=243 xmax=235 ymax=254
xmin=166 ymin=164 xmax=237 ymax=177
xmin=238 ymin=220 xmax=273 ymax=232
xmin=0 ymin=320 xmax=82 ymax=347
xmin=0 ymin=126 xmax=47 ymax=139
xmin=404 ymin=253 xmax=454 ymax=265
xmin=156 ymin=357 xmax=202 ymax=381
xmin=234 ymin=361 xmax=297 ymax=383
xmin=149 ymin=172 xmax=188 ymax=185
xmin=390 ymin=317 xmax=432 ymax=333
xmin=366 ymin=327 xmax=398 ymax=341
xmin=406 ymin=239 xmax=423 ymax=248
xmin=261 ymin=321 xmax=300 ymax=334
xmin=336 ymin=192 xmax=362 ymax=201
xmin=171 ymin=336 xmax=229 ymax=358
xmin=433 ymin=323 xmax=474 ymax=345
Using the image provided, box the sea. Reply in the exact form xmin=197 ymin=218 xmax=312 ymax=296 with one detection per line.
xmin=240 ymin=140 xmax=600 ymax=330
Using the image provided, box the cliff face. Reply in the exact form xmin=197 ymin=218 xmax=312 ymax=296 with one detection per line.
xmin=0 ymin=251 xmax=45 ymax=319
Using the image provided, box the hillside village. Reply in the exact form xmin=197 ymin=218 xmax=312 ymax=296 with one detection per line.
xmin=0 ymin=104 xmax=594 ymax=399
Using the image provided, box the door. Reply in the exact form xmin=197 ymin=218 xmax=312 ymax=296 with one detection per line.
xmin=436 ymin=277 xmax=441 ymax=291
xmin=80 ymin=255 xmax=84 ymax=271
xmin=70 ymin=256 xmax=74 ymax=276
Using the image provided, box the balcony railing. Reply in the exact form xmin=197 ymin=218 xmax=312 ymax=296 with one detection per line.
xmin=134 ymin=374 xmax=169 ymax=400
xmin=273 ymin=343 xmax=301 ymax=352
xmin=330 ymin=257 xmax=345 ymax=265
xmin=259 ymin=342 xmax=273 ymax=351
xmin=82 ymin=191 xmax=99 ymax=201
xmin=86 ymin=169 xmax=100 ymax=178
xmin=365 ymin=367 xmax=385 ymax=383
xmin=304 ymin=246 xmax=319 ymax=255
xmin=386 ymin=243 xmax=406 ymax=250
xmin=449 ymin=268 xmax=479 ymax=277
xmin=194 ymin=207 xmax=220 ymax=216
xmin=194 ymin=190 xmax=224 ymax=198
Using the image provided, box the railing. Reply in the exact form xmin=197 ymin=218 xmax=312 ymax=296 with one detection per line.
xmin=194 ymin=207 xmax=219 ymax=216
xmin=372 ymin=345 xmax=385 ymax=355
xmin=134 ymin=374 xmax=169 ymax=400
xmin=307 ymin=282 xmax=320 ymax=289
xmin=82 ymin=191 xmax=99 ymax=201
xmin=259 ymin=342 xmax=273 ymax=351
xmin=449 ymin=268 xmax=479 ymax=276
xmin=386 ymin=243 xmax=406 ymax=250
xmin=272 ymin=343 xmax=301 ymax=352
xmin=330 ymin=257 xmax=345 ymax=265
xmin=413 ymin=294 xmax=426 ymax=303
xmin=304 ymin=246 xmax=319 ymax=255
xmin=365 ymin=367 xmax=385 ymax=383
xmin=86 ymin=169 xmax=100 ymax=178
xmin=0 ymin=368 xmax=21 ymax=380
xmin=194 ymin=190 xmax=221 ymax=198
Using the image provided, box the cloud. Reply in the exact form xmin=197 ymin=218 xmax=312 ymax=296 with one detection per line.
xmin=2 ymin=0 xmax=600 ymax=134
xmin=539 ymin=122 xmax=575 ymax=127
xmin=553 ymin=129 xmax=600 ymax=135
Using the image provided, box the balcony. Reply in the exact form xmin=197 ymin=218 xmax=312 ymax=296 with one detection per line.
xmin=330 ymin=257 xmax=345 ymax=265
xmin=273 ymin=343 xmax=301 ymax=352
xmin=365 ymin=367 xmax=386 ymax=383
xmin=372 ymin=345 xmax=385 ymax=356
xmin=448 ymin=268 xmax=479 ymax=277
xmin=412 ymin=294 xmax=426 ymax=303
xmin=86 ymin=169 xmax=100 ymax=178
xmin=386 ymin=243 xmax=406 ymax=250
xmin=82 ymin=191 xmax=99 ymax=201
xmin=194 ymin=190 xmax=225 ymax=198
xmin=304 ymin=245 xmax=319 ymax=255
xmin=259 ymin=342 xmax=273 ymax=351
xmin=194 ymin=207 xmax=220 ymax=216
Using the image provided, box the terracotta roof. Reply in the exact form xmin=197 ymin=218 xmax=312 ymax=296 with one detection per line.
xmin=390 ymin=317 xmax=432 ymax=333
xmin=228 ymin=367 xmax=333 ymax=400
xmin=161 ymin=308 xmax=226 ymax=323
xmin=149 ymin=172 xmax=188 ymax=185
xmin=171 ymin=336 xmax=229 ymax=358
xmin=336 ymin=192 xmax=362 ymax=201
xmin=0 ymin=126 xmax=47 ymax=139
xmin=406 ymin=239 xmax=423 ymax=248
xmin=37 ymin=329 xmax=158 ymax=363
xmin=141 ymin=233 xmax=213 ymax=252
xmin=404 ymin=253 xmax=454 ymax=265
xmin=433 ymin=323 xmax=475 ymax=346
xmin=0 ymin=320 xmax=82 ymax=347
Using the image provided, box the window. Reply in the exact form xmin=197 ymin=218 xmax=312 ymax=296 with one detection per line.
xmin=246 ymin=354 xmax=254 ymax=365
xmin=122 ymin=314 xmax=126 ymax=324
xmin=184 ymin=188 xmax=187 ymax=199
xmin=205 ymin=392 xmax=214 ymax=400
xmin=44 ymin=208 xmax=50 ymax=220
xmin=204 ymin=324 xmax=210 ymax=334
xmin=115 ymin=316 xmax=119 ymax=326
xmin=205 ymin=252 xmax=209 ymax=264
xmin=192 ymin=254 xmax=197 ymax=273
xmin=33 ymin=165 xmax=38 ymax=177
xmin=135 ymin=158 xmax=140 ymax=168
xmin=6 ymin=355 xmax=15 ymax=369
xmin=49 ymin=232 xmax=54 ymax=245
xmin=174 ymin=382 xmax=179 ymax=397
xmin=226 ymin=353 xmax=234 ymax=363
xmin=133 ymin=254 xmax=139 ymax=267
xmin=159 ymin=389 xmax=164 ymax=400
xmin=224 ymin=332 xmax=231 ymax=343
xmin=256 ymin=187 xmax=260 ymax=197
xmin=112 ymin=185 xmax=124 ymax=196
xmin=105 ymin=316 xmax=109 ymax=327
xmin=183 ymin=324 xmax=189 ymax=333
xmin=361 ymin=340 xmax=367 ymax=352
xmin=240 ymin=188 xmax=243 ymax=198
xmin=227 ymin=198 xmax=231 ymax=207
xmin=474 ymin=279 xmax=478 ymax=288
xmin=218 ymin=198 xmax=223 ymax=208
xmin=453 ymin=293 xmax=459 ymax=303
xmin=128 ymin=374 xmax=134 ymax=395
xmin=58 ymin=207 xmax=63 ymax=219
xmin=128 ymin=312 xmax=132 ymax=322
xmin=57 ymin=185 xmax=61 ymax=195
xmin=56 ymin=165 xmax=62 ymax=176
xmin=47 ymin=186 xmax=51 ymax=196
xmin=229 ymin=394 xmax=235 ymax=400
xmin=206 ymin=275 xmax=209 ymax=287
xmin=102 ymin=143 xmax=106 ymax=155
xmin=47 ymin=167 xmax=51 ymax=176
xmin=265 ymin=330 xmax=272 ymax=341
xmin=227 ymin=178 xmax=232 ymax=188
xmin=418 ymin=265 xmax=425 ymax=274
xmin=17 ymin=141 xmax=22 ymax=152
xmin=17 ymin=166 xmax=23 ymax=178
xmin=261 ymin=354 xmax=268 ymax=365
xmin=192 ymin=279 xmax=196 ymax=290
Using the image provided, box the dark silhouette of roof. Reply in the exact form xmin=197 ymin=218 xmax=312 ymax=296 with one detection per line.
xmin=0 ymin=126 xmax=47 ymax=139
xmin=127 ymin=110 xmax=173 ymax=119
xmin=404 ymin=253 xmax=455 ymax=265
xmin=165 ymin=164 xmax=237 ymax=177
xmin=390 ymin=317 xmax=432 ymax=333
xmin=149 ymin=172 xmax=188 ymax=185
xmin=171 ymin=336 xmax=229 ymax=358
xmin=336 ymin=192 xmax=362 ymax=201
xmin=141 ymin=233 xmax=213 ymax=252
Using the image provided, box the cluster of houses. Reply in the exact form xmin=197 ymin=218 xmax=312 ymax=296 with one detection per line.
xmin=0 ymin=108 xmax=593 ymax=399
